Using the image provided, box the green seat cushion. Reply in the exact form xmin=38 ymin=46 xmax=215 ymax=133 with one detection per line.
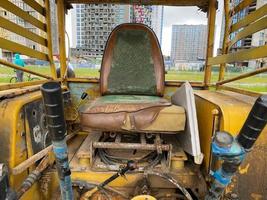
xmin=107 ymin=29 xmax=157 ymax=95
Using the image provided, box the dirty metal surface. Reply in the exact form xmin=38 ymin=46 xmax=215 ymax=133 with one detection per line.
xmin=25 ymin=100 xmax=50 ymax=154
xmin=195 ymin=90 xmax=267 ymax=200
xmin=67 ymin=132 xmax=206 ymax=197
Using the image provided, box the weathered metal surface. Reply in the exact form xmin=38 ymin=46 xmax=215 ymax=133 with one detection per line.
xmin=93 ymin=142 xmax=171 ymax=151
xmin=25 ymin=100 xmax=50 ymax=154
xmin=195 ymin=90 xmax=267 ymax=199
xmin=44 ymin=0 xmax=57 ymax=79
xmin=0 ymin=86 xmax=40 ymax=100
xmin=67 ymin=132 xmax=202 ymax=197
xmin=57 ymin=0 xmax=68 ymax=79
xmin=218 ymin=0 xmax=230 ymax=81
xmin=67 ymin=78 xmax=205 ymax=87
xmin=0 ymin=80 xmax=47 ymax=91
xmin=0 ymin=91 xmax=41 ymax=189
xmin=12 ymin=133 xmax=76 ymax=175
xmin=204 ymin=0 xmax=217 ymax=86
xmin=16 ymin=156 xmax=50 ymax=199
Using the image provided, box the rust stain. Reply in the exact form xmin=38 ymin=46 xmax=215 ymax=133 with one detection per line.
xmin=225 ymin=182 xmax=234 ymax=194
xmin=239 ymin=163 xmax=250 ymax=174
xmin=251 ymin=193 xmax=263 ymax=200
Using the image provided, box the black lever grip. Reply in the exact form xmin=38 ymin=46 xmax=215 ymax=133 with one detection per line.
xmin=237 ymin=95 xmax=267 ymax=151
xmin=41 ymin=82 xmax=66 ymax=141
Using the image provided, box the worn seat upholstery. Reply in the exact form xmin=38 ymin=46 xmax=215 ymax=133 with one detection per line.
xmin=80 ymin=23 xmax=186 ymax=133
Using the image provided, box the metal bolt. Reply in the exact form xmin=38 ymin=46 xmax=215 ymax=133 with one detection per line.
xmin=21 ymin=131 xmax=26 ymax=137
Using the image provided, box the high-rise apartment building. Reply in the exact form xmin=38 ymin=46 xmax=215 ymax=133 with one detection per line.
xmin=131 ymin=5 xmax=163 ymax=44
xmin=71 ymin=4 xmax=130 ymax=58
xmin=171 ymin=25 xmax=207 ymax=63
xmin=219 ymin=0 xmax=266 ymax=68
xmin=0 ymin=0 xmax=44 ymax=59
xmin=151 ymin=6 xmax=164 ymax=44
xmin=71 ymin=4 xmax=163 ymax=58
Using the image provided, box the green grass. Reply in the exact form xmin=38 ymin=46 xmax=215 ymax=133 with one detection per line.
xmin=0 ymin=65 xmax=266 ymax=93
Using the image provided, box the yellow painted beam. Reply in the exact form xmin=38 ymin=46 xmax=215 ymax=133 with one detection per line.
xmin=22 ymin=0 xmax=45 ymax=16
xmin=228 ymin=16 xmax=267 ymax=49
xmin=208 ymin=45 xmax=267 ymax=65
xmin=0 ymin=59 xmax=52 ymax=79
xmin=0 ymin=80 xmax=47 ymax=91
xmin=204 ymin=0 xmax=216 ymax=86
xmin=216 ymin=65 xmax=267 ymax=85
xmin=44 ymin=0 xmax=57 ymax=79
xmin=57 ymin=0 xmax=67 ymax=78
xmin=232 ymin=0 xmax=254 ymax=15
xmin=218 ymin=0 xmax=231 ymax=81
xmin=0 ymin=38 xmax=48 ymax=61
xmin=217 ymin=85 xmax=260 ymax=97
xmin=0 ymin=0 xmax=46 ymax=31
xmin=231 ymin=4 xmax=267 ymax=33
xmin=0 ymin=16 xmax=47 ymax=46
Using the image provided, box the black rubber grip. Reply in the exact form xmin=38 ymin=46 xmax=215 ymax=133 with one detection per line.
xmin=41 ymin=82 xmax=66 ymax=141
xmin=237 ymin=95 xmax=267 ymax=150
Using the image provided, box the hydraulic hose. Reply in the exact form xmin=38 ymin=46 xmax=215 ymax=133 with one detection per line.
xmin=205 ymin=95 xmax=267 ymax=200
xmin=41 ymin=81 xmax=73 ymax=200
xmin=237 ymin=95 xmax=267 ymax=150
xmin=15 ymin=156 xmax=49 ymax=199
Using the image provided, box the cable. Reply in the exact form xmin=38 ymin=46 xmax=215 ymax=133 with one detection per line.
xmin=98 ymin=147 xmax=163 ymax=168
xmin=146 ymin=171 xmax=193 ymax=200
xmin=97 ymin=134 xmax=163 ymax=167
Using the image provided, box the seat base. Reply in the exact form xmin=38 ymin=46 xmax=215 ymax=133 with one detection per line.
xmin=79 ymin=95 xmax=186 ymax=133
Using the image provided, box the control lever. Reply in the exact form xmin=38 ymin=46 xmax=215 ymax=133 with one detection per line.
xmin=77 ymin=92 xmax=88 ymax=108
xmin=81 ymin=160 xmax=137 ymax=199
xmin=41 ymin=82 xmax=73 ymax=200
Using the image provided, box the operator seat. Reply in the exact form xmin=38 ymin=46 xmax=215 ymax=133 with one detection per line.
xmin=80 ymin=23 xmax=185 ymax=133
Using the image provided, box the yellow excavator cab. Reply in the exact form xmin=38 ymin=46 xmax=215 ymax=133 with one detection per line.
xmin=0 ymin=0 xmax=267 ymax=200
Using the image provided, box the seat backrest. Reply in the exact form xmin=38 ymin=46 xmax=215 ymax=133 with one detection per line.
xmin=100 ymin=23 xmax=165 ymax=96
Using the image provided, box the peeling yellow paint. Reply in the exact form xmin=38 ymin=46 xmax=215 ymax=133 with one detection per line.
xmin=225 ymin=182 xmax=235 ymax=194
xmin=251 ymin=193 xmax=263 ymax=200
xmin=239 ymin=163 xmax=250 ymax=174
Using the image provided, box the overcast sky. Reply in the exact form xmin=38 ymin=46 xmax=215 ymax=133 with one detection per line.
xmin=66 ymin=0 xmax=223 ymax=56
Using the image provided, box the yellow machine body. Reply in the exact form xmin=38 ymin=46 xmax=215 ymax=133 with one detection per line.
xmin=0 ymin=0 xmax=267 ymax=199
